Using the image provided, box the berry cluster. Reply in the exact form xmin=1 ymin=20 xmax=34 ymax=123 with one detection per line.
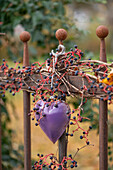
xmin=0 ymin=44 xmax=113 ymax=169
xmin=32 ymin=153 xmax=77 ymax=170
xmin=0 ymin=45 xmax=83 ymax=98
xmin=67 ymin=108 xmax=92 ymax=144
xmin=1 ymin=45 xmax=113 ymax=101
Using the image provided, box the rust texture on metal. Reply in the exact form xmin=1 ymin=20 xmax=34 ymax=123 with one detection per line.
xmin=23 ymin=92 xmax=31 ymax=170
xmin=20 ymin=31 xmax=31 ymax=66
xmin=56 ymin=28 xmax=67 ymax=45
xmin=58 ymin=130 xmax=68 ymax=163
xmin=0 ymin=28 xmax=112 ymax=100
xmin=99 ymin=100 xmax=108 ymax=170
xmin=56 ymin=29 xmax=68 ymax=163
xmin=0 ymin=71 xmax=111 ymax=99
xmin=96 ymin=25 xmax=108 ymax=170
xmin=0 ymin=27 xmax=110 ymax=169
xmin=20 ymin=31 xmax=31 ymax=170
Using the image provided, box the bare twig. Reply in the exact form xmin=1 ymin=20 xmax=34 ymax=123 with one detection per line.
xmin=67 ymin=144 xmax=94 ymax=168
xmin=73 ymin=144 xmax=94 ymax=159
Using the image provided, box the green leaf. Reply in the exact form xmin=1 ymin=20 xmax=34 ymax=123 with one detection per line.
xmin=32 ymin=31 xmax=44 ymax=42
xmin=108 ymin=151 xmax=112 ymax=156
xmin=29 ymin=46 xmax=37 ymax=56
xmin=32 ymin=11 xmax=44 ymax=28
xmin=109 ymin=157 xmax=112 ymax=162
xmin=12 ymin=17 xmax=22 ymax=27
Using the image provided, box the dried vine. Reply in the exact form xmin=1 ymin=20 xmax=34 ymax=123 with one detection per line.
xmin=0 ymin=44 xmax=113 ymax=169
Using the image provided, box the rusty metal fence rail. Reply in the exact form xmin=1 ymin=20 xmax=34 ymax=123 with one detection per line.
xmin=0 ymin=25 xmax=109 ymax=170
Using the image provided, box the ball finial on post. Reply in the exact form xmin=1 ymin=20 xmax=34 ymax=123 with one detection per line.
xmin=20 ymin=31 xmax=31 ymax=67
xmin=55 ymin=29 xmax=67 ymax=44
xmin=20 ymin=31 xmax=31 ymax=42
xmin=96 ymin=25 xmax=109 ymax=39
xmin=20 ymin=30 xmax=31 ymax=170
xmin=56 ymin=29 xmax=67 ymax=164
xmin=96 ymin=25 xmax=109 ymax=62
xmin=96 ymin=25 xmax=108 ymax=170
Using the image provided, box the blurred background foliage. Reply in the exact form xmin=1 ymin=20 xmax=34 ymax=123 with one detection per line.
xmin=0 ymin=0 xmax=113 ymax=169
xmin=0 ymin=97 xmax=24 ymax=169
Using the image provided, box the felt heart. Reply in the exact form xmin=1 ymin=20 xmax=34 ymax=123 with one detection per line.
xmin=35 ymin=100 xmax=70 ymax=143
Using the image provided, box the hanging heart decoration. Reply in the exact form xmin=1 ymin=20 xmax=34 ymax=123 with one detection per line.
xmin=35 ymin=100 xmax=70 ymax=143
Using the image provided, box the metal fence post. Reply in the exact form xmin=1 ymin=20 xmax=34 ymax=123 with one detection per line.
xmin=58 ymin=131 xmax=68 ymax=163
xmin=55 ymin=29 xmax=68 ymax=163
xmin=20 ymin=31 xmax=31 ymax=170
xmin=96 ymin=25 xmax=109 ymax=170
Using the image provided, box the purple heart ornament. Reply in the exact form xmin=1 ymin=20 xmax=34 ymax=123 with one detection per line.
xmin=35 ymin=100 xmax=70 ymax=143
